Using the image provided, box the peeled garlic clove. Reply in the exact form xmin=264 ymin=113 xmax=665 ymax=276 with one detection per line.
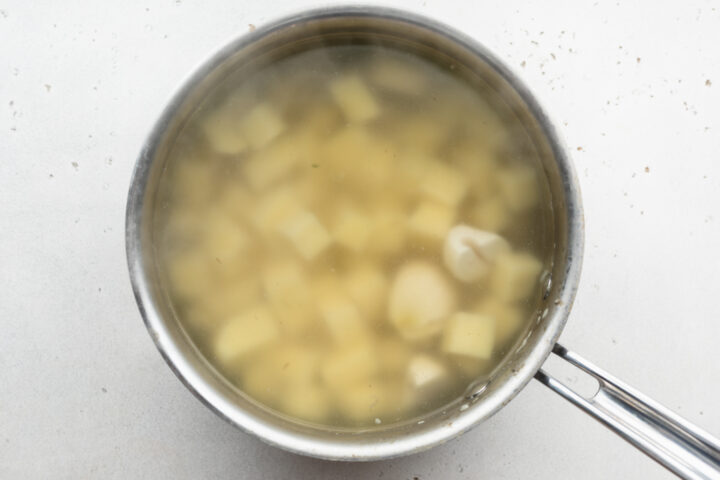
xmin=443 ymin=224 xmax=510 ymax=283
xmin=389 ymin=261 xmax=456 ymax=341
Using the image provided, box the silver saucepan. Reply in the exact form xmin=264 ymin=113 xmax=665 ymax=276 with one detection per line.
xmin=125 ymin=7 xmax=720 ymax=478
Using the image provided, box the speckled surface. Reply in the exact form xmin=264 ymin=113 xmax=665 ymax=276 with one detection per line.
xmin=1 ymin=1 xmax=719 ymax=478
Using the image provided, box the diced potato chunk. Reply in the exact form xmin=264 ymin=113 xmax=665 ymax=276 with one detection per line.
xmin=442 ymin=312 xmax=495 ymax=359
xmin=202 ymin=107 xmax=248 ymax=155
xmin=476 ymin=298 xmax=524 ymax=345
xmin=280 ymin=210 xmax=332 ymax=260
xmin=203 ymin=213 xmax=249 ymax=263
xmin=257 ymin=342 xmax=322 ymax=386
xmin=443 ymin=224 xmax=510 ymax=283
xmin=250 ymin=186 xmax=303 ymax=234
xmin=219 ymin=186 xmax=252 ymax=221
xmin=368 ymin=57 xmax=426 ymax=95
xmin=242 ymin=139 xmax=303 ymax=191
xmin=322 ymin=341 xmax=378 ymax=391
xmin=491 ymin=251 xmax=543 ymax=302
xmin=215 ymin=305 xmax=279 ymax=363
xmin=329 ymin=74 xmax=380 ymax=123
xmin=407 ymin=354 xmax=447 ymax=389
xmin=241 ymin=103 xmax=285 ymax=150
xmin=282 ymin=384 xmax=331 ymax=423
xmin=408 ymin=201 xmax=455 ymax=242
xmin=389 ymin=261 xmax=456 ymax=341
xmin=470 ymin=196 xmax=511 ymax=232
xmin=420 ymin=162 xmax=468 ymax=207
xmin=342 ymin=264 xmax=388 ymax=320
xmin=166 ymin=251 xmax=213 ymax=299
xmin=497 ymin=165 xmax=539 ymax=212
xmin=332 ymin=204 xmax=371 ymax=252
xmin=318 ymin=288 xmax=367 ymax=343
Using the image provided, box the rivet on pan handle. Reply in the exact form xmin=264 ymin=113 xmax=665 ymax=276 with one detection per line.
xmin=536 ymin=343 xmax=720 ymax=480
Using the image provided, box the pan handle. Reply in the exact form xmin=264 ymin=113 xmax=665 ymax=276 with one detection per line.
xmin=535 ymin=343 xmax=720 ymax=480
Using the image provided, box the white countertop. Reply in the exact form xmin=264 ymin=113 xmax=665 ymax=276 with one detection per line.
xmin=2 ymin=1 xmax=719 ymax=478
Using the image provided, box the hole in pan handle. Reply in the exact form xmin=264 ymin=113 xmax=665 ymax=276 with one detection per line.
xmin=535 ymin=343 xmax=720 ymax=480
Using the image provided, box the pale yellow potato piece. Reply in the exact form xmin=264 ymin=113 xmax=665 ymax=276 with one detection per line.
xmin=442 ymin=312 xmax=495 ymax=359
xmin=497 ymin=165 xmax=539 ymax=212
xmin=389 ymin=261 xmax=456 ymax=341
xmin=331 ymin=204 xmax=371 ymax=253
xmin=443 ymin=224 xmax=510 ymax=283
xmin=470 ymin=196 xmax=511 ymax=232
xmin=317 ymin=288 xmax=367 ymax=343
xmin=491 ymin=251 xmax=543 ymax=302
xmin=334 ymin=379 xmax=410 ymax=424
xmin=215 ymin=305 xmax=279 ymax=364
xmin=280 ymin=210 xmax=332 ymax=260
xmin=202 ymin=107 xmax=248 ymax=155
xmin=322 ymin=340 xmax=378 ymax=391
xmin=250 ymin=186 xmax=303 ymax=235
xmin=420 ymin=162 xmax=468 ymax=207
xmin=242 ymin=134 xmax=308 ymax=191
xmin=219 ymin=186 xmax=252 ymax=221
xmin=329 ymin=74 xmax=380 ymax=123
xmin=241 ymin=360 xmax=284 ymax=407
xmin=166 ymin=251 xmax=213 ymax=300
xmin=342 ymin=264 xmax=388 ymax=320
xmin=257 ymin=342 xmax=322 ymax=386
xmin=241 ymin=103 xmax=285 ymax=150
xmin=203 ymin=213 xmax=249 ymax=263
xmin=282 ymin=383 xmax=331 ymax=423
xmin=261 ymin=259 xmax=318 ymax=335
xmin=451 ymin=144 xmax=498 ymax=198
xmin=367 ymin=57 xmax=426 ymax=95
xmin=408 ymin=201 xmax=455 ymax=242
xmin=407 ymin=354 xmax=448 ymax=390
xmin=476 ymin=298 xmax=525 ymax=345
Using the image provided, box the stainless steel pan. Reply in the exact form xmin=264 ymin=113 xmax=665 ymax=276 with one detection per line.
xmin=125 ymin=7 xmax=720 ymax=478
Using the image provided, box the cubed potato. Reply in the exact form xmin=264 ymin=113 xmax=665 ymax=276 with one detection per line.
xmin=242 ymin=137 xmax=304 ymax=191
xmin=256 ymin=342 xmax=322 ymax=386
xmin=442 ymin=312 xmax=495 ymax=359
xmin=408 ymin=201 xmax=455 ymax=242
xmin=329 ymin=74 xmax=380 ymax=123
xmin=270 ymin=293 xmax=318 ymax=336
xmin=420 ymin=162 xmax=468 ymax=207
xmin=331 ymin=204 xmax=371 ymax=253
xmin=497 ymin=165 xmax=539 ymax=212
xmin=281 ymin=383 xmax=331 ymax=423
xmin=166 ymin=251 xmax=213 ymax=300
xmin=250 ymin=186 xmax=303 ymax=235
xmin=322 ymin=340 xmax=378 ymax=391
xmin=342 ymin=264 xmax=388 ymax=320
xmin=407 ymin=354 xmax=448 ymax=390
xmin=470 ymin=196 xmax=511 ymax=232
xmin=202 ymin=278 xmax=261 ymax=320
xmin=491 ymin=251 xmax=543 ymax=302
xmin=317 ymin=288 xmax=367 ymax=343
xmin=240 ymin=103 xmax=285 ymax=150
xmin=280 ymin=210 xmax=332 ymax=260
xmin=376 ymin=337 xmax=411 ymax=376
xmin=389 ymin=261 xmax=456 ymax=341
xmin=201 ymin=107 xmax=248 ymax=155
xmin=203 ymin=213 xmax=249 ymax=263
xmin=215 ymin=305 xmax=279 ymax=364
xmin=476 ymin=298 xmax=525 ymax=345
xmin=261 ymin=259 xmax=318 ymax=334
xmin=443 ymin=225 xmax=510 ymax=283
xmin=367 ymin=56 xmax=426 ymax=95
